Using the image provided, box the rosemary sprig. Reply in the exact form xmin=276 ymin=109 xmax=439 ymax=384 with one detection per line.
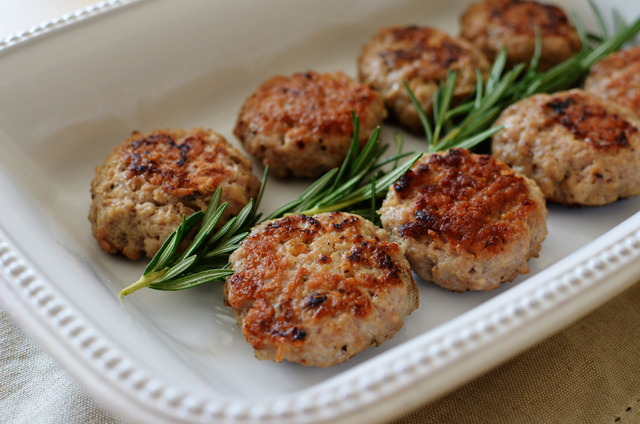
xmin=265 ymin=112 xmax=422 ymax=221
xmin=118 ymin=168 xmax=267 ymax=301
xmin=404 ymin=52 xmax=520 ymax=153
xmin=119 ymin=114 xmax=421 ymax=299
xmin=407 ymin=5 xmax=640 ymax=152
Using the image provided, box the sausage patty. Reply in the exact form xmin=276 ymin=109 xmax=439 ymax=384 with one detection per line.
xmin=358 ymin=25 xmax=489 ymax=133
xmin=491 ymin=89 xmax=640 ymax=206
xmin=89 ymin=128 xmax=260 ymax=260
xmin=585 ymin=46 xmax=640 ymax=117
xmin=379 ymin=148 xmax=547 ymax=292
xmin=233 ymin=71 xmax=386 ymax=179
xmin=225 ymin=212 xmax=418 ymax=367
xmin=460 ymin=0 xmax=581 ymax=70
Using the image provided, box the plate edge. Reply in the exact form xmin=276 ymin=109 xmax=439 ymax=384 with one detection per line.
xmin=0 ymin=0 xmax=142 ymax=52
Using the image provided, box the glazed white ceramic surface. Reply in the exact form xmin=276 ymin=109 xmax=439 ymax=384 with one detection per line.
xmin=1 ymin=1 xmax=639 ymax=423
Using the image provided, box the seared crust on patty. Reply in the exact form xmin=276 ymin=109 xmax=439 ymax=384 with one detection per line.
xmin=460 ymin=0 xmax=581 ymax=70
xmin=379 ymin=148 xmax=547 ymax=292
xmin=89 ymin=128 xmax=260 ymax=260
xmin=585 ymin=46 xmax=640 ymax=118
xmin=233 ymin=70 xmax=386 ymax=179
xmin=491 ymin=89 xmax=640 ymax=206
xmin=358 ymin=25 xmax=489 ymax=133
xmin=225 ymin=212 xmax=418 ymax=367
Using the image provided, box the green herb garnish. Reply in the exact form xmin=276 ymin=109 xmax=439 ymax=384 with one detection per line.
xmin=118 ymin=168 xmax=267 ymax=301
xmin=265 ymin=112 xmax=422 ymax=221
xmin=119 ymin=114 xmax=421 ymax=299
xmin=407 ymin=5 xmax=640 ymax=152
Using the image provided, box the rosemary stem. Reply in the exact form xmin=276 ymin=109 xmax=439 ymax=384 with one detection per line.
xmin=118 ymin=269 xmax=166 ymax=302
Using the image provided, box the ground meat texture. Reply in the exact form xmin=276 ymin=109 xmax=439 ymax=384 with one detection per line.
xmin=89 ymin=128 xmax=260 ymax=260
xmin=357 ymin=25 xmax=489 ymax=133
xmin=233 ymin=71 xmax=386 ymax=179
xmin=460 ymin=0 xmax=581 ymax=70
xmin=491 ymin=89 xmax=640 ymax=206
xmin=585 ymin=46 xmax=640 ymax=118
xmin=225 ymin=212 xmax=418 ymax=367
xmin=379 ymin=148 xmax=547 ymax=292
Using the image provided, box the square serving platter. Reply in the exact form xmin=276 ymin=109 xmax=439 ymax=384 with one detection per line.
xmin=1 ymin=0 xmax=640 ymax=422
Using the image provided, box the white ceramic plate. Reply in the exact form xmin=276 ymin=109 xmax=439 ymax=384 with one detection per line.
xmin=1 ymin=0 xmax=640 ymax=423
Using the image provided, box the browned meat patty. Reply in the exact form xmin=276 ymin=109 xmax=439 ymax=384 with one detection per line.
xmin=460 ymin=0 xmax=581 ymax=70
xmin=89 ymin=128 xmax=260 ymax=260
xmin=233 ymin=70 xmax=386 ymax=179
xmin=358 ymin=25 xmax=489 ymax=133
xmin=379 ymin=148 xmax=547 ymax=292
xmin=491 ymin=89 xmax=640 ymax=206
xmin=225 ymin=212 xmax=418 ymax=367
xmin=585 ymin=46 xmax=640 ymax=118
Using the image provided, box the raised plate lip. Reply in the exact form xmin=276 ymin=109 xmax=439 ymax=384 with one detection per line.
xmin=1 ymin=1 xmax=640 ymax=423
xmin=0 ymin=0 xmax=141 ymax=51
